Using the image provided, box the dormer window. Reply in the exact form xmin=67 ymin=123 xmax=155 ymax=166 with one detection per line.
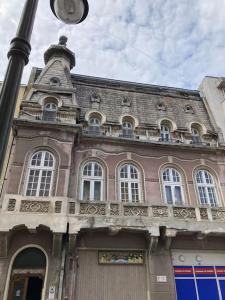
xmin=89 ymin=117 xmax=101 ymax=135
xmin=191 ymin=128 xmax=201 ymax=144
xmin=160 ymin=125 xmax=170 ymax=142
xmin=50 ymin=77 xmax=60 ymax=87
xmin=42 ymin=102 xmax=57 ymax=122
xmin=122 ymin=122 xmax=133 ymax=138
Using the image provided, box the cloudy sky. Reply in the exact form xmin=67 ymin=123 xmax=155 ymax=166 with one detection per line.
xmin=0 ymin=0 xmax=225 ymax=90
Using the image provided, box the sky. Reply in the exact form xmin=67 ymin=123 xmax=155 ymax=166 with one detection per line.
xmin=0 ymin=0 xmax=225 ymax=90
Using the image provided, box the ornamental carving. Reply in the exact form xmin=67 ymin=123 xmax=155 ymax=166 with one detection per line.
xmin=110 ymin=204 xmax=119 ymax=216
xmin=212 ymin=208 xmax=225 ymax=221
xmin=152 ymin=206 xmax=168 ymax=218
xmin=8 ymin=199 xmax=16 ymax=211
xmin=124 ymin=206 xmax=148 ymax=217
xmin=173 ymin=207 xmax=196 ymax=219
xmin=200 ymin=208 xmax=208 ymax=220
xmin=80 ymin=203 xmax=106 ymax=215
xmin=20 ymin=200 xmax=50 ymax=213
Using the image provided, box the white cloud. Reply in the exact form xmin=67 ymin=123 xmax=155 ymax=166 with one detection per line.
xmin=0 ymin=0 xmax=225 ymax=89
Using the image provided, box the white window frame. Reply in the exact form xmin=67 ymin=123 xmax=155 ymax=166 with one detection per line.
xmin=25 ymin=150 xmax=55 ymax=197
xmin=162 ymin=168 xmax=185 ymax=205
xmin=160 ymin=125 xmax=170 ymax=141
xmin=80 ymin=161 xmax=104 ymax=201
xmin=119 ymin=164 xmax=141 ymax=203
xmin=196 ymin=170 xmax=218 ymax=207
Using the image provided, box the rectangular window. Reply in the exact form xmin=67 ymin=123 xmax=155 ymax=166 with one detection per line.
xmin=121 ymin=182 xmax=129 ymax=202
xmin=174 ymin=186 xmax=182 ymax=204
xmin=26 ymin=170 xmax=40 ymax=196
xmin=198 ymin=187 xmax=207 ymax=205
xmin=94 ymin=181 xmax=101 ymax=201
xmin=83 ymin=180 xmax=90 ymax=201
xmin=165 ymin=186 xmax=173 ymax=204
xmin=131 ymin=182 xmax=139 ymax=202
xmin=207 ymin=187 xmax=217 ymax=207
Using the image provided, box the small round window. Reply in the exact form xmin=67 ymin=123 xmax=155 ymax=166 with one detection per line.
xmin=50 ymin=77 xmax=60 ymax=86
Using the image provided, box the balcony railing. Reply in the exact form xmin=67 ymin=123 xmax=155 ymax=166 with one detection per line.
xmin=2 ymin=195 xmax=225 ymax=222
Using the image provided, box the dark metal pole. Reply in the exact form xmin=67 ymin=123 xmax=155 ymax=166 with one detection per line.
xmin=0 ymin=0 xmax=39 ymax=175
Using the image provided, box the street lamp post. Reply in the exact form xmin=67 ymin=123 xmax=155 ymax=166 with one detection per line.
xmin=0 ymin=0 xmax=89 ymax=175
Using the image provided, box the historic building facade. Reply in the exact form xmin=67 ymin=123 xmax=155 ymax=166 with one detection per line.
xmin=1 ymin=38 xmax=225 ymax=300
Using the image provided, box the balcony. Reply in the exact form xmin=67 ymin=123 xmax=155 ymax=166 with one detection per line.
xmin=1 ymin=195 xmax=225 ymax=235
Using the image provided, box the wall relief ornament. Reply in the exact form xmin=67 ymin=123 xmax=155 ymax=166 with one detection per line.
xmin=124 ymin=206 xmax=148 ymax=217
xmin=20 ymin=200 xmax=50 ymax=213
xmin=80 ymin=203 xmax=106 ymax=215
xmin=152 ymin=206 xmax=168 ymax=218
xmin=199 ymin=208 xmax=208 ymax=220
xmin=173 ymin=207 xmax=196 ymax=219
xmin=110 ymin=204 xmax=120 ymax=216
xmin=212 ymin=208 xmax=225 ymax=221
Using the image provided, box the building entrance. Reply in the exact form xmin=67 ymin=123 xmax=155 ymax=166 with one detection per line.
xmin=7 ymin=247 xmax=46 ymax=300
xmin=9 ymin=275 xmax=43 ymax=300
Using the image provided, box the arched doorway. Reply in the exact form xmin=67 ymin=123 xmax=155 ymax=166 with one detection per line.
xmin=8 ymin=247 xmax=46 ymax=300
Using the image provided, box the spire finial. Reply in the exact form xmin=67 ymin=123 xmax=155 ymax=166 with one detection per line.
xmin=59 ymin=35 xmax=68 ymax=46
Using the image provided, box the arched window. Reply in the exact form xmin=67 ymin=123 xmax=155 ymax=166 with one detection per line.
xmin=160 ymin=125 xmax=170 ymax=142
xmin=191 ymin=127 xmax=201 ymax=144
xmin=26 ymin=151 xmax=55 ymax=197
xmin=81 ymin=162 xmax=103 ymax=201
xmin=196 ymin=170 xmax=218 ymax=207
xmin=122 ymin=122 xmax=133 ymax=138
xmin=89 ymin=117 xmax=101 ymax=135
xmin=162 ymin=168 xmax=184 ymax=205
xmin=119 ymin=164 xmax=141 ymax=203
xmin=42 ymin=102 xmax=57 ymax=121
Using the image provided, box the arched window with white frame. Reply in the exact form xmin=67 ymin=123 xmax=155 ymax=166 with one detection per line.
xmin=162 ymin=167 xmax=184 ymax=205
xmin=160 ymin=125 xmax=170 ymax=142
xmin=81 ymin=161 xmax=104 ymax=201
xmin=26 ymin=151 xmax=55 ymax=197
xmin=196 ymin=170 xmax=218 ymax=207
xmin=119 ymin=164 xmax=141 ymax=203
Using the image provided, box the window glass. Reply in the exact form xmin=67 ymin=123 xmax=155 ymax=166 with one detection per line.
xmin=119 ymin=164 xmax=141 ymax=203
xmin=196 ymin=170 xmax=218 ymax=207
xmin=81 ymin=162 xmax=103 ymax=201
xmin=26 ymin=151 xmax=54 ymax=197
xmin=162 ymin=168 xmax=184 ymax=205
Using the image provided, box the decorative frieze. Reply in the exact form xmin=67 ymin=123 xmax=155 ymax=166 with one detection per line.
xmin=80 ymin=203 xmax=106 ymax=215
xmin=8 ymin=199 xmax=16 ymax=211
xmin=173 ymin=207 xmax=196 ymax=219
xmin=124 ymin=206 xmax=148 ymax=217
xmin=152 ymin=206 xmax=168 ymax=218
xmin=199 ymin=208 xmax=208 ymax=220
xmin=20 ymin=200 xmax=50 ymax=213
xmin=212 ymin=208 xmax=225 ymax=221
xmin=110 ymin=204 xmax=120 ymax=216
